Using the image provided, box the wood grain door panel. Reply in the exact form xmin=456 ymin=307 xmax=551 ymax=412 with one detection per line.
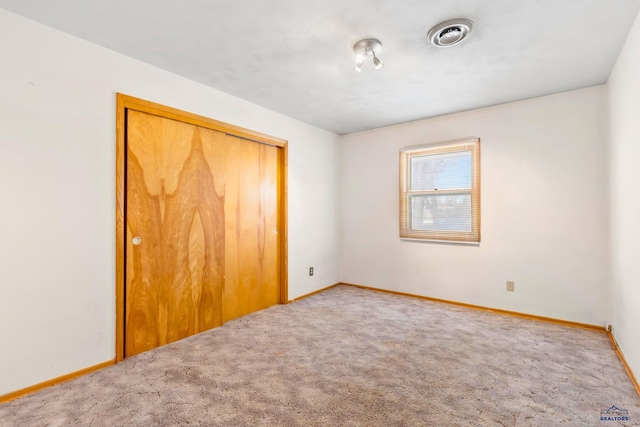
xmin=222 ymin=135 xmax=280 ymax=322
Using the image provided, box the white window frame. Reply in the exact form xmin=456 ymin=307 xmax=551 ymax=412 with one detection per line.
xmin=399 ymin=138 xmax=480 ymax=243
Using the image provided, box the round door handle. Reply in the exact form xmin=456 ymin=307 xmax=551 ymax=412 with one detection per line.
xmin=132 ymin=236 xmax=142 ymax=246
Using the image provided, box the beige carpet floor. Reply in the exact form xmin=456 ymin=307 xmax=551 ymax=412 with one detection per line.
xmin=1 ymin=285 xmax=639 ymax=426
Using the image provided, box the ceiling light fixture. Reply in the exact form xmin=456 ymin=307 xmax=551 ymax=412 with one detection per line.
xmin=353 ymin=38 xmax=384 ymax=73
xmin=427 ymin=18 xmax=474 ymax=47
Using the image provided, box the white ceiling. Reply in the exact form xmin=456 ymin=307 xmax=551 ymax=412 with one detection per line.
xmin=1 ymin=0 xmax=639 ymax=135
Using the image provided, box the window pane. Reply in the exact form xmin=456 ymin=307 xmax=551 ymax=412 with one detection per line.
xmin=410 ymin=194 xmax=472 ymax=232
xmin=410 ymin=151 xmax=472 ymax=191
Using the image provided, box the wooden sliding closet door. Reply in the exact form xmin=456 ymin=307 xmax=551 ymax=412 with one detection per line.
xmin=222 ymin=135 xmax=280 ymax=321
xmin=124 ymin=110 xmax=280 ymax=357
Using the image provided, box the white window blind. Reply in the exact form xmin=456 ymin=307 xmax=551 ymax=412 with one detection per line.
xmin=400 ymin=138 xmax=480 ymax=242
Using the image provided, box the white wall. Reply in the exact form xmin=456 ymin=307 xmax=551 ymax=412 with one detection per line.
xmin=340 ymin=86 xmax=610 ymax=326
xmin=608 ymin=10 xmax=640 ymax=385
xmin=0 ymin=9 xmax=340 ymax=396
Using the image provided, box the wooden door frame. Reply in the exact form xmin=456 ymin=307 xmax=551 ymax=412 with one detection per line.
xmin=115 ymin=93 xmax=288 ymax=362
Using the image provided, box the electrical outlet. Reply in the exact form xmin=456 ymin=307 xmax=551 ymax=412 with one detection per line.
xmin=506 ymin=281 xmax=514 ymax=292
xmin=309 ymin=267 xmax=314 ymax=276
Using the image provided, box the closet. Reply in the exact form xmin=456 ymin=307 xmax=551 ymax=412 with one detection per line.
xmin=115 ymin=95 xmax=287 ymax=358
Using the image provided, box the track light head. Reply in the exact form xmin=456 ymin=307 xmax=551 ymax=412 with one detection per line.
xmin=372 ymin=54 xmax=383 ymax=71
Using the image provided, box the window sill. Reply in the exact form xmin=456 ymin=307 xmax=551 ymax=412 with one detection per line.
xmin=399 ymin=237 xmax=480 ymax=246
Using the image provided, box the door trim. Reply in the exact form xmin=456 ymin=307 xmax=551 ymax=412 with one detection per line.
xmin=115 ymin=93 xmax=288 ymax=362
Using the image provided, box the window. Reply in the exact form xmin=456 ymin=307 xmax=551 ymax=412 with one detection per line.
xmin=399 ymin=138 xmax=480 ymax=243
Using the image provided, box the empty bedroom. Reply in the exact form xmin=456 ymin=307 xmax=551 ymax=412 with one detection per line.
xmin=1 ymin=0 xmax=639 ymax=425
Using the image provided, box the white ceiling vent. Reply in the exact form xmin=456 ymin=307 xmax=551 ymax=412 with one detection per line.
xmin=428 ymin=18 xmax=474 ymax=47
